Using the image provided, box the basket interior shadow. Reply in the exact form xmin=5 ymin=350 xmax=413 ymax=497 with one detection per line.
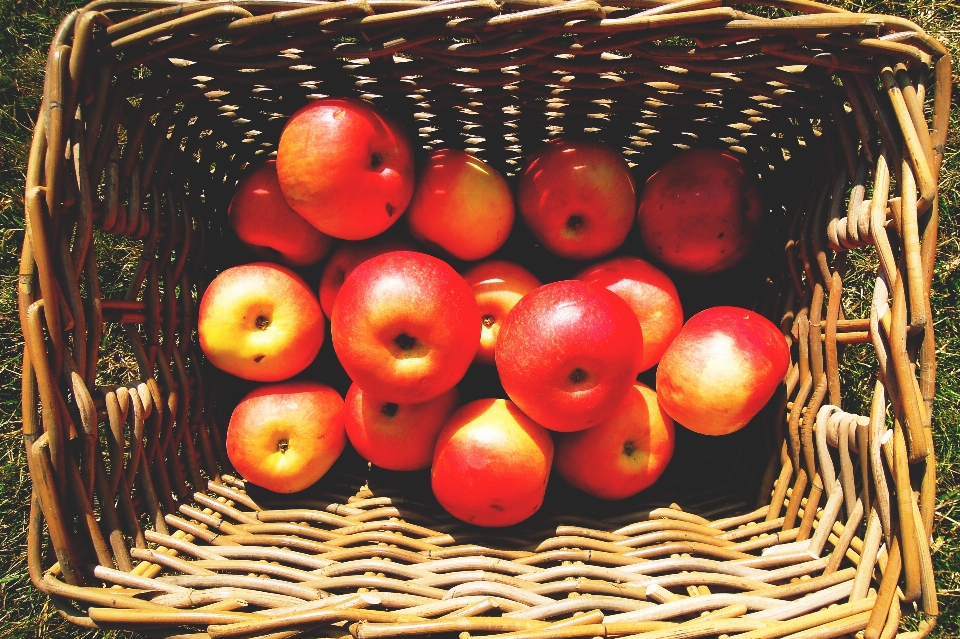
xmin=19 ymin=1 xmax=948 ymax=637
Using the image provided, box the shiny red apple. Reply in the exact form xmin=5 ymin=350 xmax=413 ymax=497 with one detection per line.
xmin=432 ymin=398 xmax=554 ymax=527
xmin=344 ymin=383 xmax=459 ymax=472
xmin=517 ymin=138 xmax=636 ymax=260
xmin=576 ymin=256 xmax=682 ymax=373
xmin=495 ymin=280 xmax=643 ymax=432
xmin=331 ymin=251 xmax=480 ymax=404
xmin=228 ymin=160 xmax=333 ymax=267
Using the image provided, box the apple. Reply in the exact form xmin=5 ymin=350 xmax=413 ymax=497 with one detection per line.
xmin=331 ymin=251 xmax=480 ymax=404
xmin=636 ymin=148 xmax=763 ymax=274
xmin=227 ymin=160 xmax=333 ymax=268
xmin=277 ymin=97 xmax=414 ymax=240
xmin=575 ymin=256 xmax=682 ymax=373
xmin=462 ymin=260 xmax=541 ymax=366
xmin=318 ymin=237 xmax=415 ymax=318
xmin=344 ymin=383 xmax=459 ymax=471
xmin=431 ymin=398 xmax=554 ymax=527
xmin=406 ymin=149 xmax=514 ymax=261
xmin=198 ymin=263 xmax=324 ymax=382
xmin=495 ymin=280 xmax=643 ymax=432
xmin=517 ymin=138 xmax=636 ymax=260
xmin=555 ymin=383 xmax=674 ymax=500
xmin=657 ymin=306 xmax=789 ymax=436
xmin=227 ymin=380 xmax=345 ymax=494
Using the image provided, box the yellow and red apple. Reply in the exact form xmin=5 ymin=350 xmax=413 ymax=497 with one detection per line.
xmin=227 ymin=380 xmax=345 ymax=493
xmin=277 ymin=97 xmax=414 ymax=240
xmin=198 ymin=262 xmax=324 ymax=382
xmin=331 ymin=251 xmax=480 ymax=404
xmin=431 ymin=398 xmax=554 ymax=527
xmin=657 ymin=306 xmax=789 ymax=435
xmin=496 ymin=280 xmax=643 ymax=432
xmin=462 ymin=260 xmax=541 ymax=366
xmin=555 ymin=383 xmax=674 ymax=500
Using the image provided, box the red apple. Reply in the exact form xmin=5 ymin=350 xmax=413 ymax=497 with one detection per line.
xmin=318 ymin=238 xmax=415 ymax=318
xmin=575 ymin=256 xmax=682 ymax=373
xmin=227 ymin=381 xmax=345 ymax=494
xmin=331 ymin=251 xmax=480 ymax=404
xmin=637 ymin=148 xmax=763 ymax=274
xmin=277 ymin=97 xmax=414 ymax=240
xmin=198 ymin=263 xmax=323 ymax=381
xmin=517 ymin=138 xmax=636 ymax=260
xmin=432 ymin=398 xmax=554 ymax=527
xmin=462 ymin=260 xmax=541 ymax=366
xmin=344 ymin=383 xmax=459 ymax=471
xmin=228 ymin=160 xmax=333 ymax=267
xmin=495 ymin=280 xmax=643 ymax=432
xmin=657 ymin=306 xmax=789 ymax=436
xmin=555 ymin=383 xmax=674 ymax=500
xmin=406 ymin=149 xmax=514 ymax=261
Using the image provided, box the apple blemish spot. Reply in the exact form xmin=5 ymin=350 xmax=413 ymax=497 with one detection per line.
xmin=253 ymin=354 xmax=266 ymax=363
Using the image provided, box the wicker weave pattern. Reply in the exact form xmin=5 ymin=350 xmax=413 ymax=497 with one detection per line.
xmin=19 ymin=0 xmax=949 ymax=637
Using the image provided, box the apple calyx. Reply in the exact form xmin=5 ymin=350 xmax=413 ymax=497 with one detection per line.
xmin=255 ymin=315 xmax=270 ymax=330
xmin=394 ymin=333 xmax=416 ymax=351
xmin=482 ymin=315 xmax=496 ymax=328
xmin=622 ymin=440 xmax=635 ymax=457
xmin=569 ymin=368 xmax=588 ymax=384
xmin=277 ymin=438 xmax=289 ymax=453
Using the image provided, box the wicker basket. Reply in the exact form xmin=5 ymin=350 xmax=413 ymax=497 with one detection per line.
xmin=20 ymin=0 xmax=949 ymax=637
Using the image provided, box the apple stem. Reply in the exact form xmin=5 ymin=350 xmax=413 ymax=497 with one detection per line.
xmin=381 ymin=403 xmax=399 ymax=418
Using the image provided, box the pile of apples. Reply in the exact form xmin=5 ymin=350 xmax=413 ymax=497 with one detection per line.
xmin=198 ymin=97 xmax=790 ymax=527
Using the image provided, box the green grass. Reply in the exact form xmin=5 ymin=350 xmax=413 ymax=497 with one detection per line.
xmin=0 ymin=0 xmax=958 ymax=637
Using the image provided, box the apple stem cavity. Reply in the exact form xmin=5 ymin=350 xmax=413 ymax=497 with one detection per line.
xmin=394 ymin=333 xmax=417 ymax=351
xmin=569 ymin=368 xmax=588 ymax=384
xmin=482 ymin=314 xmax=496 ymax=328
xmin=381 ymin=403 xmax=399 ymax=418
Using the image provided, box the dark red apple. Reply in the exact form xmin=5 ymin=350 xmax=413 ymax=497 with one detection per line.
xmin=637 ymin=148 xmax=763 ymax=274
xmin=495 ymin=280 xmax=643 ymax=432
xmin=657 ymin=306 xmax=789 ymax=436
